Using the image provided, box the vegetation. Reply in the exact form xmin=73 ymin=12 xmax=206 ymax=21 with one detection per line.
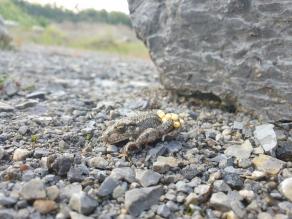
xmin=0 ymin=0 xmax=38 ymax=27
xmin=0 ymin=0 xmax=148 ymax=58
xmin=0 ymin=0 xmax=131 ymax=27
xmin=10 ymin=24 xmax=148 ymax=58
xmin=0 ymin=74 xmax=8 ymax=89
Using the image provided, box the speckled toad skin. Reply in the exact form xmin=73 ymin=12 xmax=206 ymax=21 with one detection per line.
xmin=102 ymin=111 xmax=181 ymax=154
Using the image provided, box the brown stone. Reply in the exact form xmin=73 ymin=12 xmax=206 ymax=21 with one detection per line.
xmin=33 ymin=200 xmax=58 ymax=214
xmin=252 ymin=154 xmax=284 ymax=175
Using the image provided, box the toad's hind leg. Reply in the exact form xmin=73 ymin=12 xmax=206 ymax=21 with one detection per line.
xmin=123 ymin=128 xmax=161 ymax=154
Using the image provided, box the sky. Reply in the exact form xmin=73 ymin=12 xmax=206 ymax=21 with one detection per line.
xmin=25 ymin=0 xmax=129 ymax=14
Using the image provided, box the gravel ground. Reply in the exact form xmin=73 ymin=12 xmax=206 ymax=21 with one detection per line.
xmin=0 ymin=46 xmax=291 ymax=219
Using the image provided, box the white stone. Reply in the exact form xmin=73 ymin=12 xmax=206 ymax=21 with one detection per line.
xmin=279 ymin=177 xmax=292 ymax=202
xmin=153 ymin=156 xmax=179 ymax=173
xmin=69 ymin=192 xmax=98 ymax=215
xmin=0 ymin=147 xmax=5 ymax=160
xmin=20 ymin=178 xmax=46 ymax=200
xmin=254 ymin=124 xmax=277 ymax=152
xmin=0 ymin=101 xmax=14 ymax=112
xmin=225 ymin=140 xmax=253 ymax=160
xmin=13 ymin=149 xmax=30 ymax=161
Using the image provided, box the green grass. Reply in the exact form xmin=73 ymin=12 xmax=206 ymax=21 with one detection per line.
xmin=0 ymin=74 xmax=8 ymax=89
xmin=0 ymin=0 xmax=37 ymax=27
xmin=11 ymin=24 xmax=149 ymax=58
xmin=32 ymin=25 xmax=66 ymax=45
xmin=0 ymin=0 xmax=148 ymax=58
xmin=72 ymin=36 xmax=148 ymax=57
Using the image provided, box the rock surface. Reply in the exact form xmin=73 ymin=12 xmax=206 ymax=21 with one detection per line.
xmin=128 ymin=0 xmax=292 ymax=121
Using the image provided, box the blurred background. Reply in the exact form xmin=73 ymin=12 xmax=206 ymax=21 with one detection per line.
xmin=0 ymin=0 xmax=149 ymax=58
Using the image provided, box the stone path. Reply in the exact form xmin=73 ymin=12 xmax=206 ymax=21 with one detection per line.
xmin=0 ymin=46 xmax=291 ymax=219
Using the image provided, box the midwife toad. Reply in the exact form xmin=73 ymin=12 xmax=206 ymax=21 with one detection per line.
xmin=102 ymin=110 xmax=183 ymax=154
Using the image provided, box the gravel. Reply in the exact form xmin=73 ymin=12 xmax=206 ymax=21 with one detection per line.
xmin=19 ymin=178 xmax=47 ymax=200
xmin=0 ymin=45 xmax=291 ymax=218
xmin=125 ymin=186 xmax=163 ymax=216
xmin=136 ymin=169 xmax=161 ymax=187
xmin=96 ymin=176 xmax=120 ymax=197
xmin=69 ymin=192 xmax=98 ymax=215
xmin=279 ymin=178 xmax=292 ymax=202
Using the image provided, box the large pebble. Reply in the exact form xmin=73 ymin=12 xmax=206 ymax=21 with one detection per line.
xmin=0 ymin=209 xmax=16 ymax=219
xmin=47 ymin=185 xmax=60 ymax=201
xmin=15 ymin=100 xmax=38 ymax=110
xmin=136 ymin=169 xmax=161 ymax=187
xmin=176 ymin=181 xmax=192 ymax=193
xmin=254 ymin=124 xmax=277 ymax=152
xmin=224 ymin=140 xmax=253 ymax=160
xmin=26 ymin=91 xmax=46 ymax=99
xmin=0 ymin=193 xmax=17 ymax=207
xmin=213 ymin=180 xmax=231 ymax=193
xmin=276 ymin=141 xmax=292 ymax=162
xmin=258 ymin=212 xmax=273 ymax=219
xmin=62 ymin=183 xmax=82 ymax=199
xmin=279 ymin=177 xmax=292 ymax=201
xmin=69 ymin=192 xmax=98 ymax=215
xmin=20 ymin=178 xmax=46 ymax=200
xmin=70 ymin=211 xmax=94 ymax=219
xmin=0 ymin=102 xmax=14 ymax=112
xmin=67 ymin=165 xmax=89 ymax=182
xmin=33 ymin=200 xmax=58 ymax=214
xmin=33 ymin=148 xmax=49 ymax=158
xmin=252 ymin=154 xmax=284 ymax=175
xmin=0 ymin=147 xmax=5 ymax=160
xmin=223 ymin=173 xmax=244 ymax=190
xmin=13 ymin=149 xmax=30 ymax=161
xmin=4 ymin=81 xmax=18 ymax=96
xmin=113 ymin=183 xmax=127 ymax=199
xmin=185 ymin=184 xmax=212 ymax=205
xmin=97 ymin=176 xmax=120 ymax=197
xmin=153 ymin=156 xmax=179 ymax=173
xmin=209 ymin=192 xmax=230 ymax=211
xmin=47 ymin=155 xmax=73 ymax=176
xmin=88 ymin=157 xmax=109 ymax=169
xmin=125 ymin=185 xmax=163 ymax=216
xmin=157 ymin=204 xmax=171 ymax=218
xmin=111 ymin=167 xmax=135 ymax=183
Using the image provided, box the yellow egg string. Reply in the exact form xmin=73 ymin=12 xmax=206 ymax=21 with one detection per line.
xmin=156 ymin=110 xmax=184 ymax=128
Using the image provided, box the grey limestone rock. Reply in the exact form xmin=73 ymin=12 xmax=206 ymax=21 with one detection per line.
xmin=128 ymin=0 xmax=292 ymax=121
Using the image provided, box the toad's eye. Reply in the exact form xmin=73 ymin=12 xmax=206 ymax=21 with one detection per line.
xmin=116 ymin=125 xmax=126 ymax=132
